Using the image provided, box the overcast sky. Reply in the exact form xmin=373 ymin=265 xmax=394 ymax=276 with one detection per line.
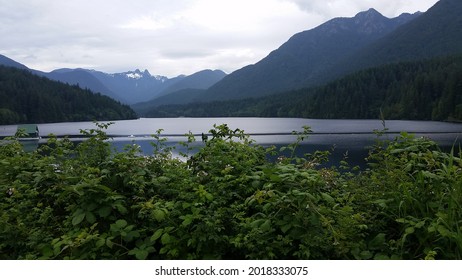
xmin=0 ymin=0 xmax=439 ymax=77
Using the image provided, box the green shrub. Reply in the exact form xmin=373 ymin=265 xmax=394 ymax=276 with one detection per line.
xmin=1 ymin=123 xmax=461 ymax=259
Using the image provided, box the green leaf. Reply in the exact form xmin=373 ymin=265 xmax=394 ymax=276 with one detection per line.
xmin=98 ymin=206 xmax=112 ymax=218
xmin=368 ymin=233 xmax=386 ymax=250
xmin=115 ymin=204 xmax=128 ymax=214
xmin=157 ymin=176 xmax=170 ymax=183
xmin=40 ymin=245 xmax=54 ymax=258
xmin=106 ymin=238 xmax=114 ymax=249
xmin=151 ymin=229 xmax=163 ymax=242
xmin=437 ymin=225 xmax=452 ymax=237
xmin=260 ymin=220 xmax=271 ymax=232
xmin=125 ymin=230 xmax=140 ymax=242
xmin=405 ymin=227 xmax=415 ymax=235
xmin=135 ymin=249 xmax=149 ymax=260
xmin=161 ymin=233 xmax=172 ymax=245
xmin=115 ymin=219 xmax=128 ymax=228
xmin=72 ymin=212 xmax=86 ymax=225
xmin=85 ymin=203 xmax=98 ymax=211
xmin=373 ymin=199 xmax=389 ymax=209
xmin=415 ymin=220 xmax=426 ymax=229
xmin=250 ymin=219 xmax=265 ymax=228
xmin=152 ymin=209 xmax=166 ymax=222
xmin=205 ymin=193 xmax=213 ymax=201
xmin=280 ymin=223 xmax=292 ymax=234
xmin=181 ymin=215 xmax=193 ymax=227
xmin=421 ymin=171 xmax=438 ymax=179
xmin=74 ymin=208 xmax=85 ymax=215
xmin=96 ymin=238 xmax=106 ymax=248
xmin=305 ymin=193 xmax=317 ymax=202
xmin=85 ymin=212 xmax=96 ymax=224
xmin=269 ymin=174 xmax=282 ymax=183
xmin=321 ymin=192 xmax=335 ymax=204
xmin=251 ymin=180 xmax=261 ymax=188
xmin=359 ymin=250 xmax=373 ymax=260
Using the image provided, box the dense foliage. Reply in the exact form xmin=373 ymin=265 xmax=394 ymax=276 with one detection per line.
xmin=0 ymin=66 xmax=137 ymax=125
xmin=1 ymin=123 xmax=461 ymax=259
xmin=144 ymin=55 xmax=462 ymax=121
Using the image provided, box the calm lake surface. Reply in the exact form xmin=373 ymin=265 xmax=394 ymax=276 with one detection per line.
xmin=2 ymin=118 xmax=462 ymax=166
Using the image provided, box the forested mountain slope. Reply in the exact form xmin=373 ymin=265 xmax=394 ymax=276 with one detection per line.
xmin=144 ymin=55 xmax=462 ymax=122
xmin=0 ymin=66 xmax=137 ymax=125
xmin=330 ymin=0 xmax=462 ymax=80
xmin=199 ymin=9 xmax=419 ymax=101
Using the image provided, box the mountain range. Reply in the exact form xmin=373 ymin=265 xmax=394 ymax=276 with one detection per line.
xmin=130 ymin=7 xmax=423 ymax=113
xmin=0 ymin=54 xmax=227 ymax=104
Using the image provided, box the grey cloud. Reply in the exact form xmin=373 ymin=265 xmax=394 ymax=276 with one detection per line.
xmin=160 ymin=49 xmax=212 ymax=59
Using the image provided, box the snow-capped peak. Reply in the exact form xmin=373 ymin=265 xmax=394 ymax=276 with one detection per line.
xmin=125 ymin=69 xmax=145 ymax=80
xmin=153 ymin=75 xmax=167 ymax=82
xmin=126 ymin=72 xmax=143 ymax=79
xmin=121 ymin=69 xmax=170 ymax=82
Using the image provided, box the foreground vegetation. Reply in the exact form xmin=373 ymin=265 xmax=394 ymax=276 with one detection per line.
xmin=1 ymin=123 xmax=461 ymax=259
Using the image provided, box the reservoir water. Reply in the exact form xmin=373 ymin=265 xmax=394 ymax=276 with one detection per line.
xmin=2 ymin=118 xmax=462 ymax=166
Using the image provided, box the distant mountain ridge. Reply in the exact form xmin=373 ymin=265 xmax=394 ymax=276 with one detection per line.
xmin=46 ymin=68 xmax=123 ymax=102
xmin=45 ymin=67 xmax=226 ymax=104
xmin=157 ymin=69 xmax=226 ymax=97
xmin=0 ymin=55 xmax=227 ymax=105
xmin=131 ymin=69 xmax=227 ymax=113
xmin=0 ymin=54 xmax=29 ymax=70
xmin=76 ymin=68 xmax=181 ymax=104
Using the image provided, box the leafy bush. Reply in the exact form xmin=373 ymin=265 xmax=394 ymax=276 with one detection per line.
xmin=0 ymin=123 xmax=461 ymax=259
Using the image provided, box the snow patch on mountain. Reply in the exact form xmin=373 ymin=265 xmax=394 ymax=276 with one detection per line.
xmin=126 ymin=72 xmax=143 ymax=79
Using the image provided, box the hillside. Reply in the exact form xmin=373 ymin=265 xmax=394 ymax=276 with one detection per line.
xmin=330 ymin=0 xmax=462 ymax=79
xmin=143 ymin=54 xmax=462 ymax=122
xmin=0 ymin=65 xmax=137 ymax=125
xmin=156 ymin=69 xmax=226 ymax=97
xmin=196 ymin=9 xmax=420 ymax=102
xmin=0 ymin=54 xmax=29 ymax=70
xmin=132 ymin=89 xmax=206 ymax=114
xmin=132 ymin=69 xmax=226 ymax=113
xmin=47 ymin=68 xmax=124 ymax=102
